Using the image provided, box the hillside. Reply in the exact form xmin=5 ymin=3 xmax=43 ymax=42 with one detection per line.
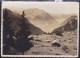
xmin=29 ymin=24 xmax=44 ymax=35
xmin=24 ymin=8 xmax=58 ymax=33
xmin=3 ymin=8 xmax=44 ymax=35
xmin=52 ymin=15 xmax=77 ymax=33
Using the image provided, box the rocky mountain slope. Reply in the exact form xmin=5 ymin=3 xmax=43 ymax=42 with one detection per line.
xmin=25 ymin=29 xmax=77 ymax=55
xmin=52 ymin=15 xmax=77 ymax=33
xmin=3 ymin=8 xmax=44 ymax=35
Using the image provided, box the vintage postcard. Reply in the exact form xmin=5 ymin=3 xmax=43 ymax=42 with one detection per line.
xmin=1 ymin=1 xmax=79 ymax=57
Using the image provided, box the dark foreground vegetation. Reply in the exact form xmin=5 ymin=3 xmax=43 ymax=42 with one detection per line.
xmin=3 ymin=9 xmax=33 ymax=55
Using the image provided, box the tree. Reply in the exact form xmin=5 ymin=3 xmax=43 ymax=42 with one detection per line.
xmin=3 ymin=9 xmax=15 ymax=54
xmin=14 ymin=11 xmax=33 ymax=55
xmin=20 ymin=11 xmax=31 ymax=38
xmin=3 ymin=9 xmax=33 ymax=55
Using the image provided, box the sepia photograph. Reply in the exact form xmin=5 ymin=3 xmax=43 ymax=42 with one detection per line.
xmin=1 ymin=1 xmax=79 ymax=57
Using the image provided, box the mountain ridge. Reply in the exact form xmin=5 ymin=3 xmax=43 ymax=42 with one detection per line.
xmin=24 ymin=8 xmax=58 ymax=33
xmin=52 ymin=15 xmax=77 ymax=34
xmin=3 ymin=8 xmax=44 ymax=35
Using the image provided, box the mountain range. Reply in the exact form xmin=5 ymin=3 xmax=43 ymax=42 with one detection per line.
xmin=24 ymin=8 xmax=58 ymax=32
xmin=3 ymin=8 xmax=78 ymax=35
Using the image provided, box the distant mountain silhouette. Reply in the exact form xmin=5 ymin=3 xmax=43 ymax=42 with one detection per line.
xmin=24 ymin=8 xmax=58 ymax=32
xmin=3 ymin=8 xmax=44 ymax=35
xmin=24 ymin=8 xmax=54 ymax=19
xmin=52 ymin=15 xmax=77 ymax=33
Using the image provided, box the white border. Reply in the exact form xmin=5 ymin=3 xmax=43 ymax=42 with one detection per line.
xmin=1 ymin=1 xmax=79 ymax=57
xmin=1 ymin=1 xmax=3 ymax=57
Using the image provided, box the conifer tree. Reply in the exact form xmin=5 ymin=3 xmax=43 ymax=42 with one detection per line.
xmin=3 ymin=9 xmax=14 ymax=54
xmin=14 ymin=10 xmax=33 ymax=55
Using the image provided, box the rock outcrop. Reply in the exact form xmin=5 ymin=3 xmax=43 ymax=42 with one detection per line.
xmin=52 ymin=15 xmax=77 ymax=34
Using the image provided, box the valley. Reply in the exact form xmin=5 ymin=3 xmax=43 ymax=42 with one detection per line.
xmin=3 ymin=8 xmax=78 ymax=56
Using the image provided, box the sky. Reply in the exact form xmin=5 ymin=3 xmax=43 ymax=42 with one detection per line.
xmin=2 ymin=1 xmax=79 ymax=14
